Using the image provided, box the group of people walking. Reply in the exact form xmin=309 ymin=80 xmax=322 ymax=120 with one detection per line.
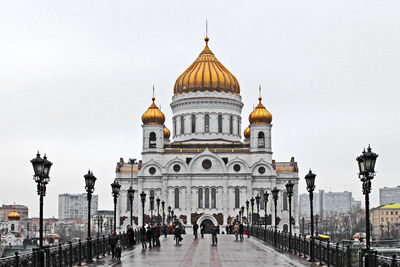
xmin=140 ymin=223 xmax=161 ymax=249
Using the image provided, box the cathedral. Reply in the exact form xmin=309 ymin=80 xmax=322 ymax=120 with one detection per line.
xmin=115 ymin=35 xmax=299 ymax=232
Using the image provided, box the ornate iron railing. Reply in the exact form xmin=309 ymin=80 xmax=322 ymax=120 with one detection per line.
xmin=0 ymin=231 xmax=138 ymax=267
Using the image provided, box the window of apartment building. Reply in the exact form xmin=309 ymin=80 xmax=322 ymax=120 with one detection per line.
xmin=396 ymin=211 xmax=398 ymax=215
xmin=382 ymin=218 xmax=384 ymax=222
xmin=391 ymin=218 xmax=394 ymax=222
xmin=198 ymin=188 xmax=203 ymax=208
xmin=391 ymin=211 xmax=394 ymax=215
xmin=211 ymin=188 xmax=216 ymax=209
xmin=386 ymin=211 xmax=389 ymax=215
xmin=205 ymin=188 xmax=210 ymax=209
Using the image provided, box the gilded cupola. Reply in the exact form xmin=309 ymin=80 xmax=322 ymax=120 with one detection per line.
xmin=173 ymin=37 xmax=240 ymax=95
xmin=8 ymin=210 xmax=21 ymax=221
xmin=163 ymin=126 xmax=170 ymax=139
xmin=249 ymin=92 xmax=272 ymax=124
xmin=243 ymin=126 xmax=251 ymax=139
xmin=141 ymin=96 xmax=165 ymax=125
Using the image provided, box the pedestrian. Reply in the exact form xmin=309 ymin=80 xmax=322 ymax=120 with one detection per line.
xmin=154 ymin=224 xmax=161 ymax=247
xmin=127 ymin=226 xmax=135 ymax=247
xmin=163 ymin=225 xmax=167 ymax=237
xmin=140 ymin=226 xmax=147 ymax=249
xmin=146 ymin=225 xmax=153 ymax=248
xmin=193 ymin=222 xmax=199 ymax=239
xmin=200 ymin=224 xmax=205 ymax=239
xmin=239 ymin=222 xmax=244 ymax=240
xmin=174 ymin=225 xmax=182 ymax=245
xmin=217 ymin=225 xmax=220 ymax=234
xmin=225 ymin=225 xmax=229 ymax=235
xmin=234 ymin=222 xmax=239 ymax=241
xmin=211 ymin=224 xmax=218 ymax=246
xmin=115 ymin=240 xmax=122 ymax=261
xmin=109 ymin=231 xmax=119 ymax=258
xmin=169 ymin=224 xmax=173 ymax=234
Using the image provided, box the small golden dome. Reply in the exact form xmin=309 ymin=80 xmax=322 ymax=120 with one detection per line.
xmin=8 ymin=210 xmax=20 ymax=221
xmin=163 ymin=126 xmax=170 ymax=139
xmin=174 ymin=37 xmax=240 ymax=95
xmin=141 ymin=96 xmax=165 ymax=125
xmin=244 ymin=126 xmax=250 ymax=139
xmin=249 ymin=97 xmax=272 ymax=124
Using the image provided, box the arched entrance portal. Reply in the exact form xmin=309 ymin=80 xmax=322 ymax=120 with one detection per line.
xmin=197 ymin=214 xmax=218 ymax=234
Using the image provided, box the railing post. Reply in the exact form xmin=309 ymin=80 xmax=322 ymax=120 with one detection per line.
xmin=101 ymin=235 xmax=106 ymax=257
xmin=97 ymin=236 xmax=100 ymax=259
xmin=303 ymin=235 xmax=308 ymax=259
xmin=391 ymin=255 xmax=397 ymax=267
xmin=14 ymin=251 xmax=20 ymax=267
xmin=345 ymin=245 xmax=351 ymax=267
xmin=319 ymin=239 xmax=323 ymax=266
xmin=58 ymin=243 xmax=62 ymax=267
xmin=327 ymin=241 xmax=330 ymax=267
xmin=78 ymin=239 xmax=82 ymax=266
xmin=69 ymin=242 xmax=73 ymax=267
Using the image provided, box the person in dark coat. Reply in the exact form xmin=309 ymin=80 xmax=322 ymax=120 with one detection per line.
xmin=127 ymin=226 xmax=135 ymax=247
xmin=109 ymin=231 xmax=119 ymax=258
xmin=174 ymin=225 xmax=182 ymax=245
xmin=140 ymin=226 xmax=147 ymax=249
xmin=146 ymin=226 xmax=153 ymax=248
xmin=211 ymin=224 xmax=218 ymax=246
xmin=193 ymin=223 xmax=199 ymax=239
xmin=239 ymin=223 xmax=244 ymax=240
xmin=200 ymin=224 xmax=205 ymax=239
xmin=154 ymin=224 xmax=161 ymax=247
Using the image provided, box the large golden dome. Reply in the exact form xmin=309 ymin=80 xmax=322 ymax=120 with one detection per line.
xmin=249 ymin=96 xmax=272 ymax=124
xmin=163 ymin=126 xmax=170 ymax=139
xmin=141 ymin=96 xmax=165 ymax=125
xmin=8 ymin=210 xmax=20 ymax=221
xmin=173 ymin=37 xmax=240 ymax=95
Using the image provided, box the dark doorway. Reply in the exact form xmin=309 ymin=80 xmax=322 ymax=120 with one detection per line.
xmin=200 ymin=219 xmax=213 ymax=234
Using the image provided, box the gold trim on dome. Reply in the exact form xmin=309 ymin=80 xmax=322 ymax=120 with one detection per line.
xmin=173 ymin=37 xmax=240 ymax=95
xmin=141 ymin=95 xmax=165 ymax=125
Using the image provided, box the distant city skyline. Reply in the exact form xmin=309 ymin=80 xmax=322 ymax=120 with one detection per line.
xmin=1 ymin=0 xmax=399 ymax=217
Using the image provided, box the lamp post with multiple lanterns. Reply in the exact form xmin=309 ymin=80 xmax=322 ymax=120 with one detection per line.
xmin=305 ymin=169 xmax=316 ymax=262
xmin=111 ymin=181 xmax=121 ymax=233
xmin=356 ymin=145 xmax=378 ymax=267
xmin=156 ymin=197 xmax=161 ymax=224
xmin=161 ymin=200 xmax=165 ymax=225
xmin=263 ymin=191 xmax=269 ymax=233
xmin=31 ymin=151 xmax=52 ymax=267
xmin=84 ymin=170 xmax=96 ymax=263
xmin=150 ymin=194 xmax=154 ymax=223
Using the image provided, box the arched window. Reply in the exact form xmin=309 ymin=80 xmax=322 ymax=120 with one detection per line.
xmin=149 ymin=132 xmax=156 ymax=148
xmin=205 ymin=188 xmax=210 ymax=208
xmin=235 ymin=188 xmax=240 ymax=209
xmin=11 ymin=224 xmax=14 ymax=231
xmin=204 ymin=114 xmax=209 ymax=133
xmin=198 ymin=188 xmax=203 ymax=208
xmin=218 ymin=114 xmax=223 ymax=133
xmin=191 ymin=114 xmax=196 ymax=133
xmin=211 ymin=188 xmax=216 ymax=208
xmin=180 ymin=116 xmax=185 ymax=134
xmin=260 ymin=190 xmax=265 ymax=210
xmin=258 ymin=132 xmax=265 ymax=148
xmin=173 ymin=118 xmax=177 ymax=137
xmin=174 ymin=188 xmax=179 ymax=209
xmin=126 ymin=192 xmax=130 ymax=212
xmin=283 ymin=191 xmax=288 ymax=211
xmin=229 ymin=116 xmax=233 ymax=134
xmin=283 ymin=224 xmax=288 ymax=233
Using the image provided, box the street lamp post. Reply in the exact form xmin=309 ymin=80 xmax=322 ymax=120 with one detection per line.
xmin=241 ymin=206 xmax=244 ymax=223
xmin=250 ymin=197 xmax=255 ymax=225
xmin=127 ymin=187 xmax=135 ymax=227
xmin=168 ymin=206 xmax=171 ymax=224
xmin=271 ymin=187 xmax=279 ymax=246
xmin=255 ymin=195 xmax=261 ymax=215
xmin=161 ymin=200 xmax=165 ymax=225
xmin=150 ymin=195 xmax=154 ymax=223
xmin=31 ymin=152 xmax=52 ymax=267
xmin=285 ymin=180 xmax=294 ymax=251
xmin=156 ymin=197 xmax=161 ymax=224
xmin=84 ymin=170 xmax=97 ymax=263
xmin=111 ymin=181 xmax=121 ymax=233
xmin=140 ymin=191 xmax=146 ymax=228
xmin=263 ymin=191 xmax=269 ymax=233
xmin=305 ymin=169 xmax=316 ymax=262
xmin=356 ymin=145 xmax=378 ymax=267
xmin=246 ymin=200 xmax=249 ymax=225
xmin=238 ymin=211 xmax=242 ymax=223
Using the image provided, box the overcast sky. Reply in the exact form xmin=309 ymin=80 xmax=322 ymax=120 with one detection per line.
xmin=1 ymin=0 xmax=399 ymax=218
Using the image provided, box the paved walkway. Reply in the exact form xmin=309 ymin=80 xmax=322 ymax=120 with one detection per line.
xmin=90 ymin=235 xmax=314 ymax=267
